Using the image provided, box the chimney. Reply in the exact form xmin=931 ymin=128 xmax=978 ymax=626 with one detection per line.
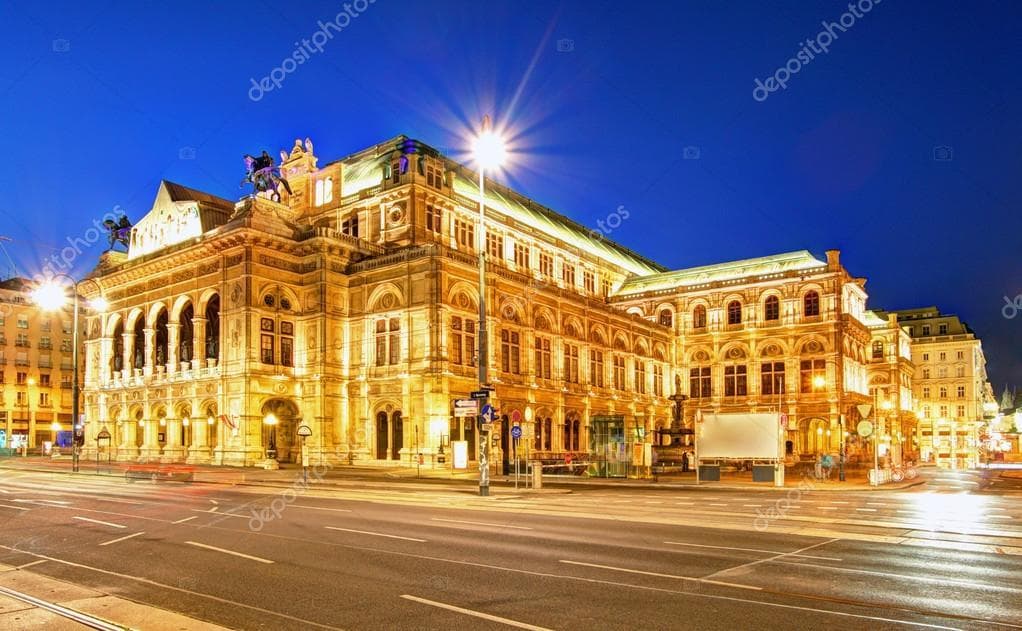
xmin=825 ymin=249 xmax=840 ymax=270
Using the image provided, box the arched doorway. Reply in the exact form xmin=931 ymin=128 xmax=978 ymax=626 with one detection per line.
xmin=799 ymin=418 xmax=831 ymax=456
xmin=374 ymin=409 xmax=403 ymax=460
xmin=260 ymin=399 xmax=300 ymax=462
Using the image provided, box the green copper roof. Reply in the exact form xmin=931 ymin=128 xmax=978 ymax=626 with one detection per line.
xmin=616 ymin=250 xmax=827 ymax=295
xmin=862 ymin=310 xmax=888 ymax=327
xmin=337 ymin=136 xmax=664 ymax=277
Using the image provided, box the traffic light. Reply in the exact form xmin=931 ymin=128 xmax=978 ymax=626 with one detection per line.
xmin=73 ymin=430 xmax=85 ymax=447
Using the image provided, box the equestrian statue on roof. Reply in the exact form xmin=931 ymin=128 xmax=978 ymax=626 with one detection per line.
xmin=242 ymin=150 xmax=293 ymax=202
xmin=102 ymin=214 xmax=132 ymax=251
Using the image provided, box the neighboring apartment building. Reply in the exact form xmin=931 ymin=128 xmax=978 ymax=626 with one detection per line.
xmin=863 ymin=310 xmax=917 ymax=464
xmin=876 ymin=307 xmax=991 ymax=469
xmin=0 ymin=277 xmax=80 ymax=450
xmin=611 ymin=249 xmax=874 ymax=461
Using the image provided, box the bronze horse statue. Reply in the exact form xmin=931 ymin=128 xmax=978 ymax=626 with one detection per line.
xmin=242 ymin=151 xmax=292 ymax=202
xmin=102 ymin=215 xmax=132 ymax=251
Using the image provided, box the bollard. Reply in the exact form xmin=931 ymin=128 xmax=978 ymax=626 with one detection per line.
xmin=531 ymin=461 xmax=543 ymax=489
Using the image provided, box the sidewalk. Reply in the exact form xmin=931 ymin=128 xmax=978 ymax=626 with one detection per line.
xmin=0 ymin=456 xmax=925 ymax=493
xmin=0 ymin=563 xmax=229 ymax=630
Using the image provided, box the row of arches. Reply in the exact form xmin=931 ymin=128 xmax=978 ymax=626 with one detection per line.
xmin=104 ymin=295 xmax=220 ymax=374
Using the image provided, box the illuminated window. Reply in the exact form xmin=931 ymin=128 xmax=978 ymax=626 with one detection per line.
xmin=260 ymin=334 xmax=274 ymax=364
xmin=922 ymin=406 xmax=930 ymax=418
xmin=341 ymin=215 xmax=359 ymax=238
xmin=564 ymin=343 xmax=579 ymax=384
xmin=425 ymin=205 xmax=443 ymax=234
xmin=486 ymin=233 xmax=503 ymax=260
xmin=799 ymin=359 xmax=826 ymax=393
xmin=727 ymin=301 xmax=742 ymax=325
xmin=764 ymin=295 xmax=779 ymax=321
xmin=872 ymin=341 xmax=884 ymax=359
xmin=513 ymin=243 xmax=529 ymax=269
xmin=589 ymin=350 xmax=604 ymax=388
xmin=689 ymin=366 xmax=711 ymax=398
xmin=693 ymin=305 xmax=707 ymax=328
xmin=804 ymin=291 xmax=820 ymax=317
xmin=450 ymin=317 xmax=475 ymax=366
xmin=562 ymin=264 xmax=576 ymax=288
xmin=653 ymin=365 xmax=664 ymax=396
xmin=612 ymin=355 xmax=625 ymax=390
xmin=634 ymin=360 xmax=646 ymax=394
xmin=501 ymin=330 xmax=521 ymax=374
xmin=280 ymin=324 xmax=293 ymax=367
xmin=583 ymin=271 xmax=595 ymax=294
xmin=601 ymin=279 xmax=612 ymax=297
xmin=375 ymin=318 xmax=400 ymax=366
xmin=534 ymin=337 xmax=552 ymax=379
xmin=724 ymin=365 xmax=747 ymax=397
xmin=761 ymin=361 xmax=785 ymax=395
xmin=426 ymin=165 xmax=444 ymax=189
xmin=314 ymin=177 xmax=333 ymax=206
xmin=454 ymin=219 xmax=475 ymax=251
xmin=539 ymin=253 xmax=553 ymax=278
xmin=658 ymin=309 xmax=673 ymax=327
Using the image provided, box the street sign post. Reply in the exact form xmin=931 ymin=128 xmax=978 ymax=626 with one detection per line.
xmin=454 ymin=399 xmax=479 ymax=418
xmin=297 ymin=424 xmax=313 ymax=483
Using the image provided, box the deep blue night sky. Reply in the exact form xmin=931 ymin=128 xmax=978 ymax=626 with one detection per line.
xmin=0 ymin=1 xmax=1019 ymax=386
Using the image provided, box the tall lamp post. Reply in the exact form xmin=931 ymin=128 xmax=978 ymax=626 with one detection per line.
xmin=472 ymin=116 xmax=506 ymax=497
xmin=32 ymin=275 xmax=107 ymax=473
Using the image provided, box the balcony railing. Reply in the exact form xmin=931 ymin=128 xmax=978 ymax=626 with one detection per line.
xmin=14 ymin=341 xmax=30 ymax=348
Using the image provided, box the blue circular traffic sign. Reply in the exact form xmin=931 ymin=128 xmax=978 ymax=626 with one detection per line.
xmin=511 ymin=426 xmax=522 ymax=439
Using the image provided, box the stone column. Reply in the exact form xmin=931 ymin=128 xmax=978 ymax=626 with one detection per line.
xmin=186 ymin=417 xmax=211 ymax=464
xmin=192 ymin=317 xmax=207 ymax=367
xmin=140 ymin=419 xmax=161 ymax=461
xmin=143 ymin=328 xmax=156 ymax=377
xmin=162 ymin=418 xmax=185 ymax=461
xmin=122 ymin=332 xmax=135 ymax=379
xmin=97 ymin=336 xmax=113 ymax=385
xmin=117 ymin=421 xmax=139 ymax=461
xmin=166 ymin=323 xmax=180 ymax=374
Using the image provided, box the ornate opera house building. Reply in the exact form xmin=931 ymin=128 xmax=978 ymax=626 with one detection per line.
xmin=81 ymin=137 xmax=674 ymax=467
xmin=80 ymin=135 xmax=939 ymax=469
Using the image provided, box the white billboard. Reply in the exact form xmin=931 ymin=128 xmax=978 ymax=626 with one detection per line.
xmin=698 ymin=412 xmax=782 ymax=459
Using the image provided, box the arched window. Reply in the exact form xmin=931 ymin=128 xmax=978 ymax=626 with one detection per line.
xmin=111 ymin=321 xmax=124 ymax=373
xmin=179 ymin=304 xmax=194 ymax=364
xmin=764 ymin=295 xmax=780 ymax=321
xmin=314 ymin=177 xmax=333 ymax=206
xmin=804 ymin=291 xmax=820 ymax=317
xmin=154 ymin=310 xmax=169 ymax=367
xmin=658 ymin=309 xmax=673 ymax=327
xmin=205 ymin=295 xmax=220 ymax=361
xmin=693 ymin=305 xmax=707 ymax=328
xmin=727 ymin=301 xmax=742 ymax=325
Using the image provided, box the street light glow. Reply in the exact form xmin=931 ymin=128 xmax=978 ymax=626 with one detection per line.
xmin=473 ymin=127 xmax=506 ymax=170
xmin=32 ymin=281 xmax=69 ymax=311
xmin=90 ymin=296 xmax=110 ymax=312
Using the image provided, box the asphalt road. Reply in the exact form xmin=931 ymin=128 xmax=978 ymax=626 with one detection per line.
xmin=0 ymin=467 xmax=1020 ymax=630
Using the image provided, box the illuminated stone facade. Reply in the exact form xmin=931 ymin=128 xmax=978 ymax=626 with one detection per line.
xmin=81 ymin=138 xmax=673 ymax=467
xmin=0 ymin=278 xmax=82 ymax=450
xmin=612 ymin=250 xmax=874 ymax=461
xmin=876 ymin=307 xmax=992 ymax=469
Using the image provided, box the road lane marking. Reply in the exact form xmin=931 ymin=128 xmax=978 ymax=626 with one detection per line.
xmin=325 ymin=526 xmax=426 ymax=542
xmin=742 ymin=504 xmax=761 ymax=508
xmin=401 ymin=595 xmax=553 ymax=630
xmin=708 ymin=503 xmax=729 ymax=507
xmin=289 ymin=504 xmax=352 ymax=513
xmin=73 ymin=516 xmax=126 ymax=529
xmin=431 ymin=518 xmax=533 ymax=530
xmin=663 ymin=541 xmax=842 ymax=561
xmin=0 ymin=544 xmax=334 ymax=629
xmin=0 ymin=488 xmax=9 ymax=493
xmin=820 ymin=507 xmax=838 ymax=510
xmin=13 ymin=499 xmax=71 ymax=505
xmin=15 ymin=560 xmax=47 ymax=570
xmin=856 ymin=508 xmax=878 ymax=512
xmin=708 ymin=539 xmax=839 ymax=578
xmin=185 ymin=541 xmax=274 ymax=564
xmin=92 ymin=497 xmax=145 ymax=505
xmin=559 ymin=560 xmax=760 ymax=591
xmin=0 ymin=584 xmax=123 ymax=631
xmin=99 ymin=531 xmax=145 ymax=546
xmin=172 ymin=516 xmax=198 ymax=524
xmin=771 ymin=558 xmax=1022 ymax=593
xmin=0 ymin=504 xmax=29 ymax=511
xmin=828 ymin=501 xmax=850 ymax=504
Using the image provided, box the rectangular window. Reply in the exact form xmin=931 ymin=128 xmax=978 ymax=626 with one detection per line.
xmin=939 ymin=352 xmax=947 ymax=362
xmin=923 ymin=386 xmax=931 ymax=399
xmin=60 ymin=339 xmax=72 ymax=352
xmin=589 ymin=350 xmax=604 ymax=388
xmin=455 ymin=219 xmax=475 ymax=251
xmin=939 ymin=405 xmax=948 ymax=417
xmin=39 ymin=336 xmax=51 ymax=350
xmin=15 ymin=334 xmax=28 ymax=347
xmin=922 ymin=353 xmax=929 ymax=361
xmin=583 ymin=271 xmax=595 ymax=294
xmin=514 ymin=242 xmax=529 ymax=269
xmin=501 ymin=330 xmax=521 ymax=374
xmin=633 ymin=360 xmax=646 ymax=394
xmin=601 ymin=279 xmax=612 ymax=297
xmin=450 ymin=317 xmax=476 ymax=366
xmin=341 ymin=215 xmax=359 ymax=238
xmin=17 ymin=315 xmax=28 ymax=329
xmin=39 ymin=392 xmax=49 ymax=406
xmin=923 ymin=406 xmax=930 ymax=419
xmin=956 ymin=405 xmax=965 ymax=418
xmin=39 ymin=374 xmax=50 ymax=387
xmin=388 ymin=318 xmax=400 ymax=365
xmin=16 ymin=372 xmax=26 ymax=385
xmin=280 ymin=335 xmax=293 ymax=367
xmin=922 ymin=368 xmax=930 ymax=379
xmin=391 ymin=161 xmax=400 ymax=184
xmin=534 ymin=337 xmax=552 ymax=379
xmin=689 ymin=367 xmax=711 ymax=398
xmin=260 ymin=334 xmax=274 ymax=364
xmin=539 ymin=253 xmax=553 ymax=278
xmin=16 ymin=391 xmax=26 ymax=406
xmin=938 ymin=367 xmax=947 ymax=378
xmin=613 ymin=355 xmax=625 ymax=390
xmin=724 ymin=365 xmax=747 ymax=397
xmin=939 ymin=386 xmax=948 ymax=399
xmin=799 ymin=359 xmax=826 ymax=393
xmin=939 ymin=323 xmax=948 ymax=335
xmin=957 ymin=385 xmax=965 ymax=398
xmin=486 ymin=233 xmax=503 ymax=260
xmin=955 ymin=366 xmax=964 ymax=378
xmin=375 ymin=320 xmax=387 ymax=366
xmin=761 ymin=361 xmax=785 ymax=395
xmin=425 ymin=204 xmax=442 ymax=234
xmin=564 ymin=343 xmax=579 ymax=383
xmin=562 ymin=264 xmax=576 ymax=288
xmin=653 ymin=365 xmax=663 ymax=397
xmin=922 ymin=325 xmax=931 ymax=336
